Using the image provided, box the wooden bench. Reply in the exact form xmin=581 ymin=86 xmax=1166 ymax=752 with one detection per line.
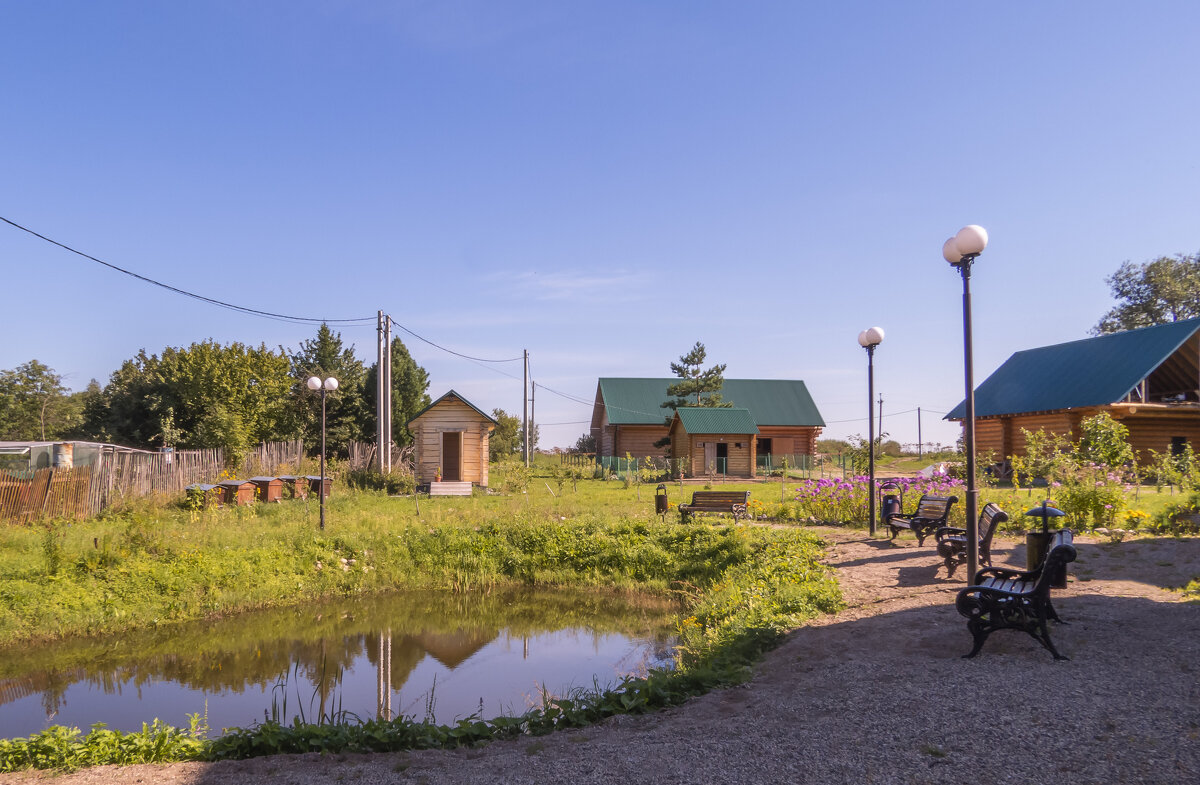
xmin=678 ymin=490 xmax=750 ymax=523
xmin=885 ymin=494 xmax=958 ymax=545
xmin=955 ymin=529 xmax=1076 ymax=660
xmin=935 ymin=502 xmax=1008 ymax=578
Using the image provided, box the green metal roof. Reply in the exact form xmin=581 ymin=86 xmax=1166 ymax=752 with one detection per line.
xmin=673 ymin=407 xmax=759 ymax=435
xmin=596 ymin=378 xmax=824 ymax=426
xmin=946 ymin=317 xmax=1200 ymax=419
xmin=407 ymin=389 xmax=498 ymax=426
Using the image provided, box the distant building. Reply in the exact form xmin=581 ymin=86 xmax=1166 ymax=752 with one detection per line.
xmin=946 ymin=317 xmax=1200 ymax=464
xmin=590 ymin=378 xmax=825 ymax=462
xmin=0 ymin=441 xmax=151 ymax=472
xmin=408 ymin=390 xmax=497 ymax=487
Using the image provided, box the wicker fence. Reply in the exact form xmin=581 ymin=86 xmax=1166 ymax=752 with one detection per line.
xmin=0 ymin=440 xmax=305 ymax=523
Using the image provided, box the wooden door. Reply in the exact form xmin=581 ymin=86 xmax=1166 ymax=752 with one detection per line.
xmin=442 ymin=432 xmax=462 ymax=481
xmin=703 ymin=442 xmax=717 ymax=474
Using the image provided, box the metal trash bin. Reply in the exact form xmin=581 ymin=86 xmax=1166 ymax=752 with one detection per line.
xmin=1024 ymin=501 xmax=1067 ymax=588
xmin=655 ymin=484 xmax=669 ymax=516
xmin=879 ymin=480 xmax=903 ymax=526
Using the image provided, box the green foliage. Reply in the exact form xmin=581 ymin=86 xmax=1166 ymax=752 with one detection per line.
xmin=1145 ymin=445 xmax=1200 ymax=492
xmin=1147 ymin=491 xmax=1200 ymax=534
xmin=1009 ymin=428 xmax=1073 ymax=487
xmin=661 ymin=341 xmax=730 ymax=411
xmin=344 ymin=468 xmax=416 ymax=495
xmin=489 ymin=408 xmax=522 ymax=461
xmin=362 ymin=337 xmax=431 ymax=447
xmin=1075 ymin=412 xmax=1134 ymax=469
xmin=83 ymin=341 xmax=297 ymax=461
xmin=493 ymin=460 xmax=531 ymax=493
xmin=0 ymin=360 xmax=79 ymax=441
xmin=1094 ymin=252 xmax=1200 ymax=334
xmin=0 ymin=716 xmax=208 ymax=772
xmin=573 ymin=432 xmax=596 ymax=453
xmin=288 ymin=324 xmax=369 ymax=457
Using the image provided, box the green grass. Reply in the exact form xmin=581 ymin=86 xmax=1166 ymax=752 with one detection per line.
xmin=0 ymin=477 xmax=843 ymax=771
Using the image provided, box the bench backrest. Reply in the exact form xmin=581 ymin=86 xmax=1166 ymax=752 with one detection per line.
xmin=1031 ymin=529 xmax=1076 ymax=593
xmin=979 ymin=503 xmax=1008 ymax=551
xmin=911 ymin=494 xmax=958 ymax=522
xmin=689 ymin=491 xmax=750 ymax=505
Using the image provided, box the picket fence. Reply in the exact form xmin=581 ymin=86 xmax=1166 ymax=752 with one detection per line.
xmin=0 ymin=441 xmax=304 ymax=523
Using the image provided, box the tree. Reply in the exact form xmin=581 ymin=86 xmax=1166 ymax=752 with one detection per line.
xmin=1075 ymin=412 xmax=1134 ymax=469
xmin=287 ymin=324 xmax=369 ymax=457
xmin=84 ymin=342 xmax=298 ymax=461
xmin=0 ymin=360 xmax=77 ymax=440
xmin=489 ymin=408 xmax=521 ymax=461
xmin=363 ymin=337 xmax=432 ymax=447
xmin=1093 ymin=253 xmax=1200 ymax=334
xmin=661 ymin=342 xmax=730 ymax=410
xmin=572 ymin=432 xmax=596 ymax=453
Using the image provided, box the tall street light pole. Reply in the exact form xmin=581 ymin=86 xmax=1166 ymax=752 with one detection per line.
xmin=858 ymin=327 xmax=884 ymax=536
xmin=943 ymin=225 xmax=988 ymax=582
xmin=307 ymin=375 xmax=339 ymax=530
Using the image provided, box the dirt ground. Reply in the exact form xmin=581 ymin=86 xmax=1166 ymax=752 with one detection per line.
xmin=5 ymin=528 xmax=1198 ymax=785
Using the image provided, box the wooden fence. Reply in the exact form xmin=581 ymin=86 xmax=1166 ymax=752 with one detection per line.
xmin=0 ymin=441 xmax=305 ymax=524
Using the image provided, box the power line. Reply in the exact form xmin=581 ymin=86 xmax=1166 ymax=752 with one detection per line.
xmin=1 ymin=215 xmax=375 ymax=326
xmin=386 ymin=316 xmax=523 ymax=364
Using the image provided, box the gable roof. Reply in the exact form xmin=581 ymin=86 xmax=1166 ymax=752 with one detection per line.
xmin=671 ymin=407 xmax=759 ymax=435
xmin=946 ymin=317 xmax=1200 ymax=420
xmin=594 ymin=378 xmax=824 ymax=427
xmin=407 ymin=389 xmax=498 ymax=426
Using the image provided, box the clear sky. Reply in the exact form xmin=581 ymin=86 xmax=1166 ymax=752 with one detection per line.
xmin=3 ymin=1 xmax=1198 ymax=450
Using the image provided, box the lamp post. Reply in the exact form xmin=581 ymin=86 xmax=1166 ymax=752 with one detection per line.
xmin=943 ymin=224 xmax=988 ymax=581
xmin=306 ymin=375 xmax=339 ymax=530
xmin=857 ymin=326 xmax=884 ymax=536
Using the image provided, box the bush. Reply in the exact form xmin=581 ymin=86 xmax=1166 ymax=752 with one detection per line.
xmin=344 ymin=469 xmax=416 ymax=495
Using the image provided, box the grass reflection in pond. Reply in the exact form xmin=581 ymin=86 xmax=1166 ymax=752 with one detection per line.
xmin=0 ymin=587 xmax=679 ymax=737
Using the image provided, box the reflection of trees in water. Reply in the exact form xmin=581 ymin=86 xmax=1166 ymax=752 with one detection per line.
xmin=0 ymin=587 xmax=680 ymax=723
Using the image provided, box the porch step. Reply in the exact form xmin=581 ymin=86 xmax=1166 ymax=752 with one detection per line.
xmin=429 ymin=481 xmax=473 ymax=496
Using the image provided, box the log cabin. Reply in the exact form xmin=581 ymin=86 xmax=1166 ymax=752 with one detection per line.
xmin=408 ymin=390 xmax=497 ymax=487
xmin=668 ymin=407 xmax=759 ymax=478
xmin=946 ymin=317 xmax=1200 ymax=465
xmin=591 ymin=378 xmax=824 ymax=462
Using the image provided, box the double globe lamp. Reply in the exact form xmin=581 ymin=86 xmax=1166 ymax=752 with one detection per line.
xmin=942 ymin=224 xmax=988 ymax=581
xmin=306 ymin=375 xmax=339 ymax=530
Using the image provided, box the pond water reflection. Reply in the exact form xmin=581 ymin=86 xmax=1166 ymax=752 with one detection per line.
xmin=0 ymin=588 xmax=679 ymax=738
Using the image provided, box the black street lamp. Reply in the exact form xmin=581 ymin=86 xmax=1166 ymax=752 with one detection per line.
xmin=858 ymin=326 xmax=884 ymax=536
xmin=943 ymin=224 xmax=988 ymax=581
xmin=306 ymin=375 xmax=339 ymax=530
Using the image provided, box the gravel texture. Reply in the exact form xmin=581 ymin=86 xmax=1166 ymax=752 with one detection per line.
xmin=6 ymin=529 xmax=1198 ymax=785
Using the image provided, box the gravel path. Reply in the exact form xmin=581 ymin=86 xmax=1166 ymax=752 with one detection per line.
xmin=7 ymin=530 xmax=1199 ymax=784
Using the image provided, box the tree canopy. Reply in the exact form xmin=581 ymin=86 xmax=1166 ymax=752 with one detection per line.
xmin=363 ymin=337 xmax=431 ymax=447
xmin=0 ymin=360 xmax=81 ymax=440
xmin=1094 ymin=252 xmax=1200 ymax=334
xmin=661 ymin=341 xmax=730 ymax=411
xmin=287 ymin=324 xmax=369 ymax=457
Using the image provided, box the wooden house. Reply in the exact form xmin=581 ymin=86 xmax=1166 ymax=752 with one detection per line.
xmin=408 ymin=390 xmax=497 ymax=487
xmin=590 ymin=378 xmax=824 ymax=461
xmin=669 ymin=408 xmax=759 ymax=478
xmin=946 ymin=317 xmax=1200 ymax=465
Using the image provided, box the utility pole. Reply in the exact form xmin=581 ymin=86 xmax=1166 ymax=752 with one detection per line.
xmin=383 ymin=315 xmax=392 ymax=473
xmin=523 ymin=350 xmax=529 ymax=466
xmin=917 ymin=407 xmax=923 ymax=460
xmin=877 ymin=394 xmax=884 ymax=449
xmin=530 ymin=382 xmax=536 ymax=460
xmin=377 ymin=311 xmax=387 ymax=473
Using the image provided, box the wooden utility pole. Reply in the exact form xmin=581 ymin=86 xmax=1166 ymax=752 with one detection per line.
xmin=917 ymin=407 xmax=923 ymax=459
xmin=523 ymin=350 xmax=529 ymax=466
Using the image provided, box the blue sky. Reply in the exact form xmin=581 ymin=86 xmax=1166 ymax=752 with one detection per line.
xmin=3 ymin=1 xmax=1198 ymax=449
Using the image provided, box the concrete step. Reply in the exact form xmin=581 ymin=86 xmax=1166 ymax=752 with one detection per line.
xmin=429 ymin=481 xmax=473 ymax=497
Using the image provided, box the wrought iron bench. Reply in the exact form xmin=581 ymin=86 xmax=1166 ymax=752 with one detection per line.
xmin=935 ymin=502 xmax=1008 ymax=578
xmin=885 ymin=494 xmax=958 ymax=545
xmin=955 ymin=529 xmax=1076 ymax=660
xmin=678 ymin=490 xmax=750 ymax=523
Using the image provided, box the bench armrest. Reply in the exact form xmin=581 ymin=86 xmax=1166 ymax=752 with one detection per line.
xmin=973 ymin=565 xmax=1033 ymax=583
xmin=936 ymin=526 xmax=966 ymax=538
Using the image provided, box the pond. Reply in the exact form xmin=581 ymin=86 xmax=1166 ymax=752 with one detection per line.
xmin=0 ymin=588 xmax=680 ymax=738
